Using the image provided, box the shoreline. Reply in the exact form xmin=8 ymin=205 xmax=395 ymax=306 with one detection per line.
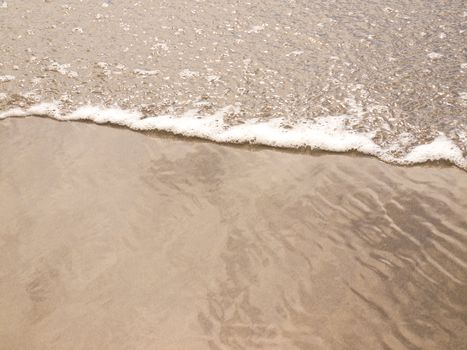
xmin=1 ymin=111 xmax=465 ymax=172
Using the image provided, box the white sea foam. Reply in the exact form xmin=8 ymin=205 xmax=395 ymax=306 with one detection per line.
xmin=247 ymin=25 xmax=266 ymax=33
xmin=179 ymin=69 xmax=199 ymax=79
xmin=427 ymin=52 xmax=443 ymax=60
xmin=0 ymin=75 xmax=15 ymax=82
xmin=133 ymin=69 xmax=160 ymax=76
xmin=45 ymin=62 xmax=78 ymax=78
xmin=0 ymin=102 xmax=465 ymax=169
xmin=402 ymin=136 xmax=464 ymax=165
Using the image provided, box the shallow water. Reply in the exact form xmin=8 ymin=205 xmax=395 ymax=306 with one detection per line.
xmin=0 ymin=0 xmax=466 ymax=167
xmin=0 ymin=118 xmax=466 ymax=349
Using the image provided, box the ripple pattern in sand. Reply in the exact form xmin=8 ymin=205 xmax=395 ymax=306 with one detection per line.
xmin=0 ymin=118 xmax=466 ymax=349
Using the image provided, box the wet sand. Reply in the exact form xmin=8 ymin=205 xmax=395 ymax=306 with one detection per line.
xmin=0 ymin=118 xmax=466 ymax=350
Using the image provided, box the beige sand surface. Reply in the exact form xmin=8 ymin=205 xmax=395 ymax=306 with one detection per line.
xmin=0 ymin=118 xmax=466 ymax=350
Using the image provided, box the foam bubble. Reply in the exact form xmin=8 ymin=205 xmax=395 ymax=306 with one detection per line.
xmin=45 ymin=62 xmax=77 ymax=78
xmin=133 ymin=69 xmax=160 ymax=76
xmin=427 ymin=52 xmax=443 ymax=59
xmin=179 ymin=69 xmax=200 ymax=79
xmin=0 ymin=75 xmax=15 ymax=82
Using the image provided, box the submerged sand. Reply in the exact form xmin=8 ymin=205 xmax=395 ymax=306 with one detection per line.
xmin=0 ymin=118 xmax=466 ymax=350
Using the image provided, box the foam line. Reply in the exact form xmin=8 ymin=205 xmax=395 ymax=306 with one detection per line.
xmin=1 ymin=102 xmax=465 ymax=169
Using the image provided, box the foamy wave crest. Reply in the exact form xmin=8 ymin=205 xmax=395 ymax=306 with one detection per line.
xmin=1 ymin=102 xmax=465 ymax=169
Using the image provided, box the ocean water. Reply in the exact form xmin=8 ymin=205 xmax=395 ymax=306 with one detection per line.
xmin=0 ymin=0 xmax=466 ymax=168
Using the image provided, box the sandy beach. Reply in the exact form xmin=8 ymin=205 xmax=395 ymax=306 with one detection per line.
xmin=1 ymin=0 xmax=466 ymax=348
xmin=1 ymin=118 xmax=466 ymax=350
